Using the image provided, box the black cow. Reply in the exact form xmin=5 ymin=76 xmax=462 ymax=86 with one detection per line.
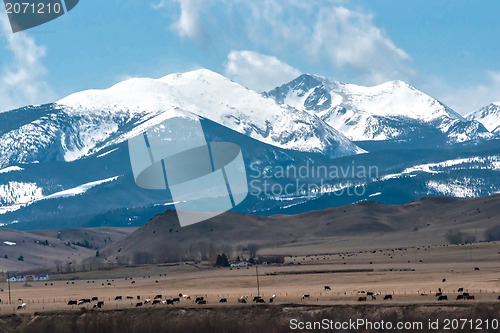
xmin=97 ymin=301 xmax=104 ymax=308
xmin=126 ymin=296 xmax=133 ymax=299
xmin=136 ymin=302 xmax=143 ymax=307
xmin=497 ymin=295 xmax=500 ymax=300
xmin=463 ymin=292 xmax=470 ymax=297
xmin=172 ymin=297 xmax=180 ymax=303
xmin=324 ymin=286 xmax=331 ymax=290
xmin=68 ymin=300 xmax=77 ymax=305
xmin=253 ymin=296 xmax=262 ymax=302
xmin=154 ymin=294 xmax=162 ymax=300
xmin=197 ymin=299 xmax=207 ymax=304
xmin=195 ymin=297 xmax=204 ymax=303
xmin=219 ymin=298 xmax=227 ymax=303
xmin=115 ymin=296 xmax=122 ymax=301
xmin=438 ymin=295 xmax=448 ymax=301
xmin=152 ymin=300 xmax=161 ymax=305
xmin=256 ymin=298 xmax=265 ymax=303
xmin=383 ymin=295 xmax=392 ymax=300
xmin=91 ymin=297 xmax=98 ymax=301
xmin=458 ymin=288 xmax=464 ymax=292
xmin=358 ymin=297 xmax=367 ymax=302
xmin=166 ymin=299 xmax=175 ymax=305
xmin=456 ymin=295 xmax=464 ymax=300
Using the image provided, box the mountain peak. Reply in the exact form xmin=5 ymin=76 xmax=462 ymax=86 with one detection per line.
xmin=160 ymin=68 xmax=228 ymax=83
xmin=266 ymin=75 xmax=479 ymax=141
xmin=55 ymin=69 xmax=363 ymax=157
xmin=466 ymin=103 xmax=500 ymax=132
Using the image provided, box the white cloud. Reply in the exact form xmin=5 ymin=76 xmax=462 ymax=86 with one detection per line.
xmin=152 ymin=0 xmax=167 ymax=10
xmin=224 ymin=50 xmax=301 ymax=92
xmin=238 ymin=1 xmax=414 ymax=85
xmin=425 ymin=72 xmax=500 ymax=115
xmin=309 ymin=6 xmax=413 ymax=83
xmin=165 ymin=0 xmax=414 ymax=85
xmin=0 ymin=15 xmax=54 ymax=112
xmin=155 ymin=0 xmax=209 ymax=46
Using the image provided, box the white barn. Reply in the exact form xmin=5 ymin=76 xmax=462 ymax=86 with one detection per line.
xmin=7 ymin=275 xmax=26 ymax=282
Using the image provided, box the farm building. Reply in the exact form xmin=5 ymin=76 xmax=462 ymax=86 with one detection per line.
xmin=6 ymin=275 xmax=26 ymax=282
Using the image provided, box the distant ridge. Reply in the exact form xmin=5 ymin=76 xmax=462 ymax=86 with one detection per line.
xmin=88 ymin=194 xmax=500 ymax=266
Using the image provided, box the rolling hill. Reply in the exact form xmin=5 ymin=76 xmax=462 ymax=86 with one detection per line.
xmin=86 ymin=194 xmax=500 ymax=267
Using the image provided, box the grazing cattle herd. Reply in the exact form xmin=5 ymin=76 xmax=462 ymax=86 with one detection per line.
xmin=5 ymin=274 xmax=498 ymax=312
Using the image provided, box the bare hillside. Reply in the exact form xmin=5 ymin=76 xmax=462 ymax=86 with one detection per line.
xmin=88 ymin=194 xmax=500 ymax=266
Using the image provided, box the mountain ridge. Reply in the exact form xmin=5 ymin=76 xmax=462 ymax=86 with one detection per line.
xmin=266 ymin=74 xmax=491 ymax=143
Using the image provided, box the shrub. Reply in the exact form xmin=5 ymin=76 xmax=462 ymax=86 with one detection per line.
xmin=445 ymin=230 xmax=476 ymax=245
xmin=485 ymin=225 xmax=500 ymax=241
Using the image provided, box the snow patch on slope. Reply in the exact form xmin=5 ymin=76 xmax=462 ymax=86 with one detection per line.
xmin=0 ymin=166 xmax=23 ymax=174
xmin=0 ymin=177 xmax=119 ymax=214
xmin=426 ymin=178 xmax=486 ymax=198
xmin=44 ymin=176 xmax=119 ymax=199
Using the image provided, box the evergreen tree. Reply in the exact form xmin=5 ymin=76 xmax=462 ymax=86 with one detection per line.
xmin=221 ymin=253 xmax=230 ymax=267
xmin=215 ymin=254 xmax=222 ymax=267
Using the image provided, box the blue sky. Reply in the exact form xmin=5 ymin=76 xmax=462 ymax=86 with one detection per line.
xmin=1 ymin=0 xmax=500 ymax=114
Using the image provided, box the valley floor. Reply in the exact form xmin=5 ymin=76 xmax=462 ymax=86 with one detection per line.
xmin=0 ymin=242 xmax=499 ymax=317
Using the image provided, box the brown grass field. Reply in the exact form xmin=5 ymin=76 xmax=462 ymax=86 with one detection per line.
xmin=2 ymin=195 xmax=500 ymax=332
xmin=0 ymin=241 xmax=499 ymax=332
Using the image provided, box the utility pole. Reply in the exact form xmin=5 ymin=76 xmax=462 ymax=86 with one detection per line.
xmin=255 ymin=265 xmax=260 ymax=296
xmin=7 ymin=271 xmax=11 ymax=305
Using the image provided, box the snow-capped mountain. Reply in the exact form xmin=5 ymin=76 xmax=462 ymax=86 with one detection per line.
xmin=1 ymin=69 xmax=500 ymax=230
xmin=56 ymin=69 xmax=364 ymax=159
xmin=266 ymin=74 xmax=490 ymax=143
xmin=466 ymin=102 xmax=500 ymax=133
